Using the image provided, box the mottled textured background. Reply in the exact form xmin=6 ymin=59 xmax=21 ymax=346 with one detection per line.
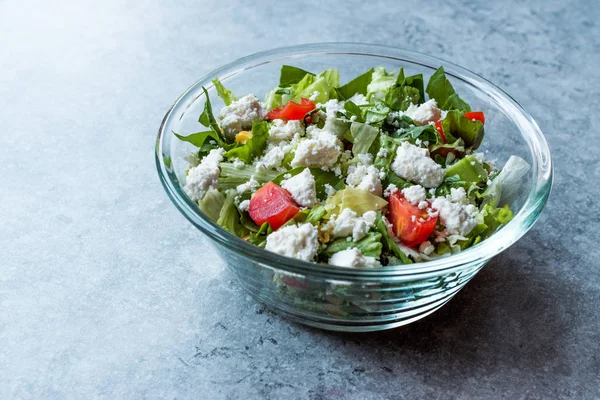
xmin=1 ymin=0 xmax=599 ymax=398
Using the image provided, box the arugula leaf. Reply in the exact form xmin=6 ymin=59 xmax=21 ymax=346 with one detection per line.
xmin=374 ymin=212 xmax=412 ymax=264
xmin=212 ymin=78 xmax=236 ymax=106
xmin=273 ymin=167 xmax=345 ymax=200
xmin=198 ymin=188 xmax=225 ymax=222
xmin=441 ymin=110 xmax=484 ymax=149
xmin=279 ymin=65 xmax=314 ymax=87
xmin=336 ymin=68 xmax=374 ymax=100
xmin=350 ymin=122 xmax=379 ymax=156
xmin=217 ymin=191 xmax=249 ymax=237
xmin=343 ymin=101 xmax=365 ymax=123
xmin=248 ymin=222 xmax=272 ymax=248
xmin=218 ymin=162 xmax=279 ymax=190
xmin=224 ymin=121 xmax=269 ymax=163
xmin=198 ymin=87 xmax=224 ymax=140
xmin=322 ymin=232 xmax=383 ymax=259
xmin=174 ymin=130 xmax=223 ymax=147
xmin=425 ymin=67 xmax=471 ymax=112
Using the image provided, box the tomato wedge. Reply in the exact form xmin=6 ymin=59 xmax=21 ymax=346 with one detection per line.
xmin=248 ymin=182 xmax=300 ymax=231
xmin=463 ymin=111 xmax=485 ymax=124
xmin=267 ymin=98 xmax=316 ymax=120
xmin=435 ymin=111 xmax=485 ymax=144
xmin=387 ymin=191 xmax=438 ymax=248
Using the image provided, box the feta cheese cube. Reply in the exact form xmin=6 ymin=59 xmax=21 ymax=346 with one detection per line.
xmin=281 ymin=168 xmax=317 ymax=208
xmin=328 ymin=248 xmax=380 ymax=268
xmin=265 ymin=223 xmax=319 ymax=261
xmin=391 ymin=142 xmax=444 ymax=188
xmin=184 ymin=148 xmax=225 ymax=201
xmin=218 ymin=94 xmax=267 ymax=141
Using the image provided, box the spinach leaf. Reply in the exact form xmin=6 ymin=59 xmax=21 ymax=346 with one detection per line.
xmin=364 ymin=101 xmax=390 ymax=124
xmin=385 ymin=85 xmax=420 ymax=111
xmin=441 ymin=110 xmax=484 ymax=149
xmin=403 ymin=73 xmax=425 ymax=104
xmin=336 ymin=68 xmax=374 ymax=100
xmin=224 ymin=121 xmax=269 ymax=163
xmin=211 ymin=78 xmax=236 ymax=106
xmin=322 ymin=232 xmax=383 ymax=259
xmin=279 ymin=65 xmax=314 ymax=87
xmin=425 ymin=67 xmax=471 ymax=112
xmin=350 ymin=122 xmax=379 ymax=156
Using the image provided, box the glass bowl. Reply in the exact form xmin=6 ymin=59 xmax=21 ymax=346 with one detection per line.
xmin=155 ymin=43 xmax=552 ymax=332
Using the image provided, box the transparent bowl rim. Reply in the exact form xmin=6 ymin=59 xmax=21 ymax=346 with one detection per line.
xmin=155 ymin=42 xmax=553 ymax=279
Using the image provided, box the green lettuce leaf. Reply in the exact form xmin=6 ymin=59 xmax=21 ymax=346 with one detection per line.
xmin=364 ymin=101 xmax=391 ymax=124
xmin=224 ymin=121 xmax=269 ymax=163
xmin=218 ymin=162 xmax=278 ymax=190
xmin=174 ymin=130 xmax=223 ymax=147
xmin=198 ymin=188 xmax=225 ymax=222
xmin=217 ymin=191 xmax=249 ymax=237
xmin=373 ymin=135 xmax=398 ymax=171
xmin=325 ymin=187 xmax=387 ymax=216
xmin=289 ymin=206 xmax=328 ymax=227
xmin=212 ymin=78 xmax=236 ymax=106
xmin=374 ymin=212 xmax=412 ymax=264
xmin=385 ymin=85 xmax=420 ymax=111
xmin=366 ymin=67 xmax=397 ymax=101
xmin=403 ymin=73 xmax=425 ymax=104
xmin=441 ymin=110 xmax=484 ymax=149
xmin=444 ymin=154 xmax=488 ymax=184
xmin=350 ymin=122 xmax=379 ymax=156
xmin=279 ymin=65 xmax=314 ymax=87
xmin=336 ymin=68 xmax=374 ymax=100
xmin=248 ymin=222 xmax=272 ymax=248
xmin=322 ymin=232 xmax=383 ymax=259
xmin=482 ymin=155 xmax=530 ymax=207
xmin=425 ymin=66 xmax=471 ymax=112
xmin=466 ymin=203 xmax=514 ymax=246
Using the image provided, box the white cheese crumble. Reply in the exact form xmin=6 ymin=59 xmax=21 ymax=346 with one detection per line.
xmin=265 ymin=223 xmax=319 ymax=262
xmin=347 ymin=93 xmax=369 ymax=105
xmin=268 ymin=119 xmax=304 ymax=143
xmin=431 ymin=197 xmax=479 ymax=237
xmin=238 ymin=199 xmax=250 ymax=212
xmin=346 ymin=164 xmax=383 ymax=196
xmin=419 ymin=241 xmax=435 ymax=256
xmin=403 ymin=99 xmax=443 ymax=126
xmin=281 ymin=168 xmax=317 ymax=208
xmin=255 ymin=145 xmax=286 ymax=172
xmin=184 ymin=148 xmax=225 ymax=201
xmin=326 ymin=208 xmax=377 ymax=242
xmin=391 ymin=142 xmax=444 ymax=188
xmin=328 ymin=248 xmax=381 ymax=268
xmin=236 ymin=176 xmax=259 ymax=194
xmin=232 ymin=158 xmax=245 ymax=169
xmin=376 ymin=147 xmax=388 ymax=159
xmin=218 ymin=94 xmax=267 ymax=141
xmin=448 ymin=187 xmax=468 ymax=204
xmin=323 ymin=183 xmax=337 ymax=197
xmin=384 ymin=183 xmax=399 ymax=198
xmin=401 ymin=185 xmax=426 ymax=205
xmin=291 ymin=130 xmax=341 ymax=168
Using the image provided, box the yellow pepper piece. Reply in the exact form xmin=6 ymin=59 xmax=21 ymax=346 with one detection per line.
xmin=235 ymin=130 xmax=252 ymax=143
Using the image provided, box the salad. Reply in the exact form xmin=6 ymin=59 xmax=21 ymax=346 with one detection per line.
xmin=176 ymin=65 xmax=529 ymax=267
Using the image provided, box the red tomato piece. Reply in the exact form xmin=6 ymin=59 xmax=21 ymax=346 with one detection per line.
xmin=248 ymin=182 xmax=300 ymax=231
xmin=434 ymin=120 xmax=447 ymax=143
xmin=267 ymin=98 xmax=317 ymax=120
xmin=387 ymin=191 xmax=438 ymax=248
xmin=463 ymin=111 xmax=485 ymax=124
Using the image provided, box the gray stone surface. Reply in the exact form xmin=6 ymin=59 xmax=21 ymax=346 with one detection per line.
xmin=1 ymin=0 xmax=599 ymax=398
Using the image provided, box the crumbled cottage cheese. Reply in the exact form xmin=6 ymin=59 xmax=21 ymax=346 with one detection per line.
xmin=232 ymin=158 xmax=245 ymax=169
xmin=431 ymin=196 xmax=479 ymax=237
xmin=265 ymin=223 xmax=319 ymax=261
xmin=326 ymin=208 xmax=377 ymax=242
xmin=448 ymin=187 xmax=468 ymax=204
xmin=236 ymin=176 xmax=259 ymax=194
xmin=346 ymin=164 xmax=382 ymax=196
xmin=238 ymin=199 xmax=250 ymax=212
xmin=291 ymin=129 xmax=342 ymax=168
xmin=384 ymin=183 xmax=399 ymax=198
xmin=391 ymin=142 xmax=444 ymax=188
xmin=403 ymin=99 xmax=443 ymax=126
xmin=184 ymin=148 xmax=225 ymax=201
xmin=255 ymin=145 xmax=286 ymax=171
xmin=401 ymin=185 xmax=427 ymax=204
xmin=218 ymin=94 xmax=267 ymax=141
xmin=328 ymin=248 xmax=381 ymax=268
xmin=281 ymin=168 xmax=317 ymax=208
xmin=268 ymin=119 xmax=304 ymax=143
xmin=323 ymin=183 xmax=337 ymax=197
xmin=347 ymin=93 xmax=369 ymax=105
